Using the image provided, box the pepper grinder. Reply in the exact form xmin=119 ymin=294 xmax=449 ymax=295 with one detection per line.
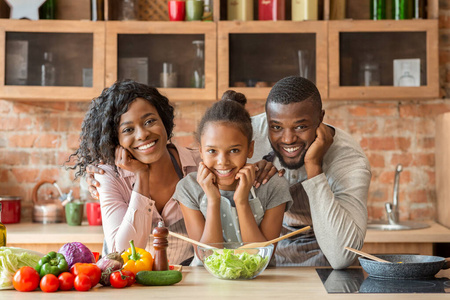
xmin=152 ymin=221 xmax=169 ymax=271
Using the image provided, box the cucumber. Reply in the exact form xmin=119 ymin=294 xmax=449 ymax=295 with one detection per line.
xmin=136 ymin=270 xmax=182 ymax=286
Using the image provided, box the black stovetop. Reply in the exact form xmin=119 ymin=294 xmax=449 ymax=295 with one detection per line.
xmin=316 ymin=268 xmax=450 ymax=294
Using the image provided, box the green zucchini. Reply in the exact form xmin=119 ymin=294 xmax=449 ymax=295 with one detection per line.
xmin=136 ymin=270 xmax=182 ymax=286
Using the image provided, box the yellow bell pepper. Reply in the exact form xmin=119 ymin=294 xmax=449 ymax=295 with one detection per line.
xmin=121 ymin=240 xmax=153 ymax=275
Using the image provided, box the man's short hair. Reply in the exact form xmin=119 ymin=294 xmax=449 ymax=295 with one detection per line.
xmin=266 ymin=76 xmax=322 ymax=112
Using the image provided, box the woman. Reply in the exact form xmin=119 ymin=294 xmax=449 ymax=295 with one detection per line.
xmin=70 ymin=80 xmax=278 ymax=265
xmin=69 ymin=80 xmax=199 ymax=265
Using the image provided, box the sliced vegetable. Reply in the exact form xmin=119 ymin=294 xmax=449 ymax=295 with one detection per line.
xmin=136 ymin=270 xmax=182 ymax=286
xmin=96 ymin=252 xmax=124 ymax=286
xmin=121 ymin=240 xmax=153 ymax=275
xmin=203 ymin=249 xmax=269 ymax=279
xmin=35 ymin=251 xmax=69 ymax=278
xmin=0 ymin=247 xmax=42 ymax=290
xmin=12 ymin=266 xmax=40 ymax=292
xmin=58 ymin=242 xmax=95 ymax=269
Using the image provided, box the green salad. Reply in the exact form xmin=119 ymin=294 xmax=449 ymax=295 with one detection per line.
xmin=203 ymin=249 xmax=269 ymax=279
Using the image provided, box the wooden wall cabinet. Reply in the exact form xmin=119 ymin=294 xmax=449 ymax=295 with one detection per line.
xmin=218 ymin=21 xmax=328 ymax=100
xmin=328 ymin=19 xmax=439 ymax=100
xmin=0 ymin=19 xmax=105 ymax=101
xmin=105 ymin=21 xmax=216 ymax=101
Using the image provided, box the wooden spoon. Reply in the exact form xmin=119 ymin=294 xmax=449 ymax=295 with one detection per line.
xmin=238 ymin=226 xmax=311 ymax=249
xmin=168 ymin=231 xmax=216 ymax=249
xmin=345 ymin=246 xmax=391 ymax=263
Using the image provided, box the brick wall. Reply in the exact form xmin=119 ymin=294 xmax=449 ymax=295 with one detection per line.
xmin=2 ymin=5 xmax=450 ymax=222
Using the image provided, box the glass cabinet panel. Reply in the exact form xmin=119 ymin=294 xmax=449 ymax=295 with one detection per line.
xmin=0 ymin=20 xmax=105 ymax=101
xmin=5 ymin=32 xmax=94 ymax=87
xmin=117 ymin=34 xmax=204 ymax=88
xmin=328 ymin=20 xmax=438 ymax=100
xmin=106 ymin=21 xmax=216 ymax=101
xmin=339 ymin=31 xmax=427 ymax=87
xmin=229 ymin=33 xmax=316 ymax=87
xmin=218 ymin=21 xmax=328 ymax=100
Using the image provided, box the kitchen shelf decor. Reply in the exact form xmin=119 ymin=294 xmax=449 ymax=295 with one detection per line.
xmin=0 ymin=19 xmax=105 ymax=101
xmin=217 ymin=20 xmax=328 ymax=100
xmin=105 ymin=21 xmax=216 ymax=101
xmin=328 ymin=19 xmax=438 ymax=100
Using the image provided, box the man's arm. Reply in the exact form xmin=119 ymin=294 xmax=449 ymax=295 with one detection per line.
xmin=303 ymin=160 xmax=371 ymax=269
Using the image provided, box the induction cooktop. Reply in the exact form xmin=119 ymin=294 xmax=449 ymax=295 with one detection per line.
xmin=316 ymin=268 xmax=450 ymax=294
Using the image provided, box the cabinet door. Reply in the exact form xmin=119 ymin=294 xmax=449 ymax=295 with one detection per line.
xmin=328 ymin=20 xmax=439 ymax=100
xmin=0 ymin=19 xmax=105 ymax=101
xmin=105 ymin=21 xmax=216 ymax=101
xmin=218 ymin=21 xmax=328 ymax=101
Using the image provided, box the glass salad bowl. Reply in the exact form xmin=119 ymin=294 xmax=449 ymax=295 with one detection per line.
xmin=197 ymin=242 xmax=274 ymax=280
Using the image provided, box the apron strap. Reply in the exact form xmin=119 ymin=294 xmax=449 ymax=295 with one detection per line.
xmin=250 ymin=187 xmax=257 ymax=199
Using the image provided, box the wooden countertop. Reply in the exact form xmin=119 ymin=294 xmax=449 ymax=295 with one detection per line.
xmin=2 ymin=266 xmax=450 ymax=299
xmin=7 ymin=221 xmax=450 ymax=245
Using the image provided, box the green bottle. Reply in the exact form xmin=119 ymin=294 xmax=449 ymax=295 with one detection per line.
xmin=39 ymin=0 xmax=56 ymax=20
xmin=393 ymin=0 xmax=409 ymax=20
xmin=370 ymin=0 xmax=386 ymax=20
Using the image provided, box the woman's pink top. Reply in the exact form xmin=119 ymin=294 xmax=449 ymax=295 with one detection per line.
xmin=95 ymin=144 xmax=201 ymax=264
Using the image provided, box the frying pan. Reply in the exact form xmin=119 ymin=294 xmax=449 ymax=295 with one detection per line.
xmin=359 ymin=254 xmax=446 ymax=279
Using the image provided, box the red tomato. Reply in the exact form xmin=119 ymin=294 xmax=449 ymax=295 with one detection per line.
xmin=74 ymin=274 xmax=91 ymax=291
xmin=13 ymin=266 xmax=40 ymax=292
xmin=110 ymin=271 xmax=128 ymax=289
xmin=120 ymin=269 xmax=136 ymax=286
xmin=70 ymin=263 xmax=101 ymax=288
xmin=58 ymin=272 xmax=75 ymax=291
xmin=40 ymin=274 xmax=59 ymax=293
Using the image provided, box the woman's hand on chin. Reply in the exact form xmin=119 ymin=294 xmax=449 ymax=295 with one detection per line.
xmin=115 ymin=145 xmax=149 ymax=175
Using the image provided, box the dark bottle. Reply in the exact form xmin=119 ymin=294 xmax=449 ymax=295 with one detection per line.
xmin=39 ymin=0 xmax=56 ymax=20
xmin=370 ymin=0 xmax=386 ymax=20
xmin=152 ymin=221 xmax=169 ymax=271
xmin=91 ymin=0 xmax=105 ymax=21
xmin=413 ymin=0 xmax=425 ymax=19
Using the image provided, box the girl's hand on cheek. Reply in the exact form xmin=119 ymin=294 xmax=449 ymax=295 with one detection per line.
xmin=115 ymin=146 xmax=148 ymax=175
xmin=197 ymin=162 xmax=220 ymax=202
xmin=234 ymin=164 xmax=255 ymax=204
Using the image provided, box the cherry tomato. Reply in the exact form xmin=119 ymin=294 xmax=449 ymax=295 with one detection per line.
xmin=58 ymin=272 xmax=75 ymax=291
xmin=110 ymin=271 xmax=128 ymax=289
xmin=74 ymin=274 xmax=91 ymax=291
xmin=120 ymin=269 xmax=136 ymax=286
xmin=70 ymin=263 xmax=101 ymax=288
xmin=40 ymin=274 xmax=59 ymax=293
xmin=13 ymin=266 xmax=40 ymax=292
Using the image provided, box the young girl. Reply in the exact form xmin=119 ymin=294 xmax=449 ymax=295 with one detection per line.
xmin=175 ymin=90 xmax=293 ymax=257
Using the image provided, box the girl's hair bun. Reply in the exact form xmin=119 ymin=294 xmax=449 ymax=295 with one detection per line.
xmin=220 ymin=90 xmax=247 ymax=106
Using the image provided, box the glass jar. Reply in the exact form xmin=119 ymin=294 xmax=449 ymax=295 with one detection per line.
xmin=41 ymin=52 xmax=56 ymax=86
xmin=117 ymin=0 xmax=138 ymax=20
xmin=359 ymin=55 xmax=380 ymax=86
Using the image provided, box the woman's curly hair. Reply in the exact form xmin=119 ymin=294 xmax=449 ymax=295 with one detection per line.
xmin=68 ymin=79 xmax=175 ymax=179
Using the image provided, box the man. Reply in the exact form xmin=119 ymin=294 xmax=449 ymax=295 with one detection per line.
xmin=249 ymin=76 xmax=371 ymax=269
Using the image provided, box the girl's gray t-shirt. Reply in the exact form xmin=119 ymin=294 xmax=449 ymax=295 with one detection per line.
xmin=175 ymin=172 xmax=293 ymax=243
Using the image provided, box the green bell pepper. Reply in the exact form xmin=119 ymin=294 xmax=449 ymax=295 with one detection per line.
xmin=35 ymin=251 xmax=69 ymax=277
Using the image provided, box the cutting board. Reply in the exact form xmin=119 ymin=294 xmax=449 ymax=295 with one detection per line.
xmin=435 ymin=112 xmax=450 ymax=229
